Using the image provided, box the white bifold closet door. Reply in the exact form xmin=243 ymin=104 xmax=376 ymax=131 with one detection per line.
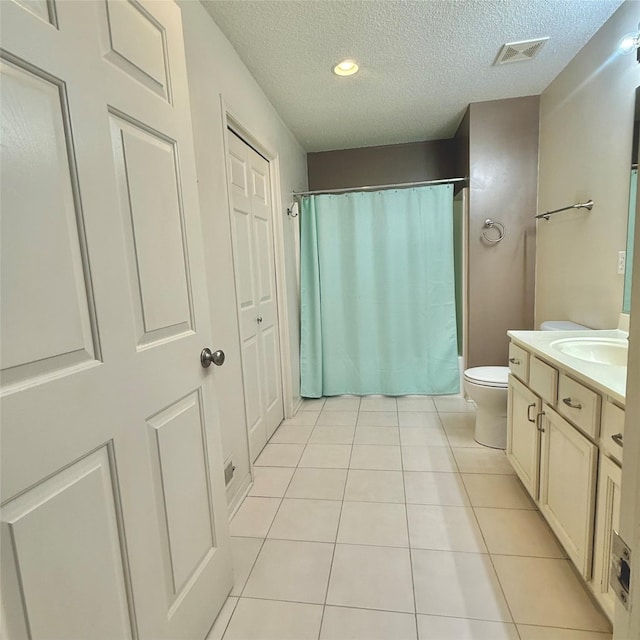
xmin=0 ymin=2 xmax=232 ymax=638
xmin=227 ymin=130 xmax=284 ymax=461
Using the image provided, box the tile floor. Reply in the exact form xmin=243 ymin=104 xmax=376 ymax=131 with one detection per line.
xmin=208 ymin=396 xmax=612 ymax=640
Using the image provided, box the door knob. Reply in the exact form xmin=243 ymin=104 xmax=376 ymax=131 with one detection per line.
xmin=201 ymin=348 xmax=225 ymax=368
xmin=257 ymin=316 xmax=263 ymax=324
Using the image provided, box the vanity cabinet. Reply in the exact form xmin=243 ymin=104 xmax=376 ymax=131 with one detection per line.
xmin=539 ymin=405 xmax=597 ymax=578
xmin=507 ymin=335 xmax=625 ymax=621
xmin=507 ymin=376 xmax=541 ymax=499
xmin=592 ymin=454 xmax=622 ymax=620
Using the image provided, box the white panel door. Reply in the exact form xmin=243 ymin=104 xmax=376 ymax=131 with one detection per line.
xmin=227 ymin=130 xmax=284 ymax=460
xmin=0 ymin=2 xmax=232 ymax=638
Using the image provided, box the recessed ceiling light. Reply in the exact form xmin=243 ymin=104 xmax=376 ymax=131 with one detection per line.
xmin=333 ymin=59 xmax=359 ymax=76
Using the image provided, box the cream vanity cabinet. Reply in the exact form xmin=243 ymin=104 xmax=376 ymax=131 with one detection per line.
xmin=507 ymin=337 xmax=625 ymax=621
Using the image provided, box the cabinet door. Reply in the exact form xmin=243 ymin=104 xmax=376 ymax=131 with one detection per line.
xmin=539 ymin=405 xmax=598 ymax=578
xmin=593 ymin=455 xmax=622 ymax=621
xmin=507 ymin=375 xmax=541 ymax=500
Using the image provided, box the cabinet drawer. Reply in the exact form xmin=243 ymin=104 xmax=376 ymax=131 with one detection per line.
xmin=601 ymin=401 xmax=624 ymax=465
xmin=557 ymin=374 xmax=601 ymax=439
xmin=508 ymin=343 xmax=529 ymax=383
xmin=529 ymin=357 xmax=557 ymax=405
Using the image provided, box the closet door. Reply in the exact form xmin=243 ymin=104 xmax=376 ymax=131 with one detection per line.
xmin=227 ymin=130 xmax=284 ymax=460
xmin=0 ymin=2 xmax=232 ymax=638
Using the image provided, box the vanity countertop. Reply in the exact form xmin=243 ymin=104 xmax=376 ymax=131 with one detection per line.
xmin=507 ymin=329 xmax=627 ymax=405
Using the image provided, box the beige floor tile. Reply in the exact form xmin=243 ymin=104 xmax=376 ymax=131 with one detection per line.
xmin=401 ymin=446 xmax=457 ymax=472
xmin=412 ymin=549 xmax=512 ymax=621
xmin=475 ymin=508 xmax=565 ymax=557
xmin=417 ymin=615 xmax=518 ymax=640
xmin=407 ymin=504 xmax=486 ymax=552
xmin=230 ymin=537 xmax=263 ymax=596
xmin=354 ymin=426 xmax=400 ymax=445
xmin=452 ymin=448 xmax=515 ymax=474
xmin=229 ymin=497 xmax=281 ymax=538
xmin=285 ymin=468 xmax=347 ymax=500
xmin=317 ymin=410 xmax=359 ymax=426
xmin=517 ymin=625 xmax=612 ymax=640
xmin=255 ymin=443 xmax=305 ymax=467
xmin=269 ymin=425 xmax=313 ymax=444
xmin=398 ymin=412 xmax=443 ymax=428
xmin=338 ymin=501 xmax=409 ymax=547
xmin=248 ymin=467 xmax=295 ymax=497
xmin=309 ymin=425 xmax=355 ymax=444
xmin=461 ymin=474 xmax=535 ymax=509
xmin=397 ymin=396 xmax=437 ymax=412
xmin=327 ymin=543 xmax=415 ymax=613
xmin=360 ymin=396 xmax=398 ymax=411
xmin=344 ymin=469 xmax=405 ymax=503
xmin=282 ymin=411 xmax=320 ymax=426
xmin=439 ymin=412 xmax=476 ymax=429
xmin=404 ymin=471 xmax=470 ymax=506
xmin=223 ymin=597 xmax=323 ymax=640
xmin=440 ymin=413 xmax=483 ymax=448
xmin=243 ymin=539 xmax=334 ymax=604
xmin=350 ymin=444 xmax=402 ymax=470
xmin=434 ymin=395 xmax=476 ymax=413
xmin=300 ymin=398 xmax=326 ymax=411
xmin=206 ymin=596 xmax=238 ymax=640
xmin=400 ymin=427 xmax=449 ymax=447
xmin=491 ymin=555 xmax=611 ymax=631
xmin=357 ymin=411 xmax=399 ymax=427
xmin=267 ymin=498 xmax=341 ymax=542
xmin=444 ymin=425 xmax=484 ymax=448
xmin=323 ymin=396 xmax=361 ymax=411
xmin=299 ymin=443 xmax=352 ymax=468
xmin=321 ymin=606 xmax=417 ymax=640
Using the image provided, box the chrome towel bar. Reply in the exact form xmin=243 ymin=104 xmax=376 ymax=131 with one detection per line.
xmin=535 ymin=200 xmax=594 ymax=221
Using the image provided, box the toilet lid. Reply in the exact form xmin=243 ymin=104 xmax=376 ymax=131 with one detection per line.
xmin=464 ymin=366 xmax=510 ymax=388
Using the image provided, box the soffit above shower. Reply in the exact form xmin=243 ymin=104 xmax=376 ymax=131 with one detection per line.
xmin=202 ymin=0 xmax=622 ymax=152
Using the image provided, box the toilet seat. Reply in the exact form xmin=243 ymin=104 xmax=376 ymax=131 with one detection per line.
xmin=463 ymin=366 xmax=509 ymax=388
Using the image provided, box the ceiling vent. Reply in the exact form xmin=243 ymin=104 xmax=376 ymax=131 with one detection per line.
xmin=495 ymin=38 xmax=549 ymax=65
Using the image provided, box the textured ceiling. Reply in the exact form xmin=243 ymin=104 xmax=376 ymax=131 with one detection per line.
xmin=203 ymin=0 xmax=623 ymax=152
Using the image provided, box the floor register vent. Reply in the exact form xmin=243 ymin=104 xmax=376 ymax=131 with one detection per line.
xmin=495 ymin=38 xmax=549 ymax=65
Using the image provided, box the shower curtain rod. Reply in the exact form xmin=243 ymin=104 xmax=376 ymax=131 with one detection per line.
xmin=293 ymin=177 xmax=468 ymax=197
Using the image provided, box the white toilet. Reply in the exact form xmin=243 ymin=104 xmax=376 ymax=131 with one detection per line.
xmin=463 ymin=320 xmax=589 ymax=449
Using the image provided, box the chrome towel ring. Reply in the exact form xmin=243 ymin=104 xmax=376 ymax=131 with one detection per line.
xmin=482 ymin=218 xmax=505 ymax=244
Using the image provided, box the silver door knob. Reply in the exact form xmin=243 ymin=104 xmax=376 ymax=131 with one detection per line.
xmin=201 ymin=348 xmax=225 ymax=368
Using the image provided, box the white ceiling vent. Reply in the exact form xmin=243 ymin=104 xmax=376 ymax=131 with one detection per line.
xmin=494 ymin=38 xmax=549 ymax=65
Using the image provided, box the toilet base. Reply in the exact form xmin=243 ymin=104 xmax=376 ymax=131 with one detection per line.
xmin=474 ymin=409 xmax=507 ymax=449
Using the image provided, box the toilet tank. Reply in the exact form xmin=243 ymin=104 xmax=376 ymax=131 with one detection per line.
xmin=540 ymin=320 xmax=590 ymax=331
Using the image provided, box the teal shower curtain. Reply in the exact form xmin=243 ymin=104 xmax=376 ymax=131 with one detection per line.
xmin=300 ymin=185 xmax=459 ymax=397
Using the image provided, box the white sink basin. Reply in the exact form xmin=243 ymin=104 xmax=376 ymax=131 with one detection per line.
xmin=550 ymin=338 xmax=628 ymax=367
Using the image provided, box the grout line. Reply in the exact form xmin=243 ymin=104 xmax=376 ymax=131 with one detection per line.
xmin=316 ymin=401 xmax=358 ymax=640
xmin=212 ymin=594 xmax=240 ymax=640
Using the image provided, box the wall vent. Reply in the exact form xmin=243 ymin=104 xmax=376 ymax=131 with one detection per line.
xmin=495 ymin=38 xmax=549 ymax=65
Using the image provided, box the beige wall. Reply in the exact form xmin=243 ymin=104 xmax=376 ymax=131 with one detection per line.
xmin=180 ymin=1 xmax=307 ymax=508
xmin=536 ymin=1 xmax=640 ymax=329
xmin=465 ymin=97 xmax=540 ymax=368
